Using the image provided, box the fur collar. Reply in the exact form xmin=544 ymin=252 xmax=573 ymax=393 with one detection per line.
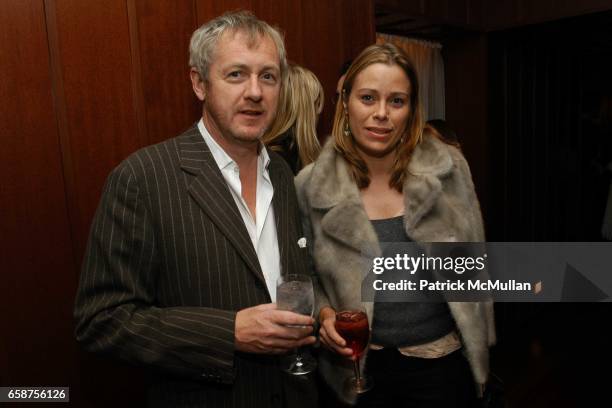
xmin=307 ymin=134 xmax=453 ymax=207
xmin=305 ymin=135 xmax=458 ymax=252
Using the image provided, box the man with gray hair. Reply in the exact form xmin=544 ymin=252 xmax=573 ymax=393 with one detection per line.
xmin=74 ymin=11 xmax=317 ymax=407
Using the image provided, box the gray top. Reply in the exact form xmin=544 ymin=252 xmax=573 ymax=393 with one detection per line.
xmin=370 ymin=216 xmax=455 ymax=347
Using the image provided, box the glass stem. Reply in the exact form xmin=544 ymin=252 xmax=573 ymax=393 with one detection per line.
xmin=353 ymin=357 xmax=361 ymax=385
xmin=294 ymin=347 xmax=303 ymax=366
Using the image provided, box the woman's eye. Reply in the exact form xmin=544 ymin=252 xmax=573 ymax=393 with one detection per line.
xmin=361 ymin=95 xmax=374 ymax=103
xmin=391 ymin=97 xmax=405 ymax=106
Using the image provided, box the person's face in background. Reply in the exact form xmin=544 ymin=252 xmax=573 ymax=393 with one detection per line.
xmin=190 ymin=30 xmax=281 ymax=149
xmin=336 ymin=74 xmax=346 ymax=98
xmin=346 ymin=62 xmax=412 ymax=159
xmin=332 ymin=73 xmax=346 ymax=108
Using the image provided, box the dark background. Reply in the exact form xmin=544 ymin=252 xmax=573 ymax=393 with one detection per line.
xmin=2 ymin=0 xmax=611 ymax=406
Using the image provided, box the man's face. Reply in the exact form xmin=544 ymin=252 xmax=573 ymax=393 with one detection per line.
xmin=192 ymin=31 xmax=281 ymax=148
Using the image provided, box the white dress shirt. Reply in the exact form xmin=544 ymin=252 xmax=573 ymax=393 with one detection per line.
xmin=198 ymin=119 xmax=280 ymax=301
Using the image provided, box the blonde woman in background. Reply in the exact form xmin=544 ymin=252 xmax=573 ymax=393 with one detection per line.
xmin=263 ymin=63 xmax=323 ymax=174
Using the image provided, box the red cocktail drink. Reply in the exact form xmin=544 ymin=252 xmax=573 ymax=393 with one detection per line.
xmin=334 ymin=309 xmax=373 ymax=393
xmin=335 ymin=310 xmax=369 ymax=357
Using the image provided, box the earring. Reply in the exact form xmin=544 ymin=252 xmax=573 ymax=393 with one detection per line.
xmin=344 ymin=119 xmax=351 ymax=137
xmin=343 ymin=107 xmax=351 ymax=137
xmin=341 ymin=89 xmax=352 ymax=137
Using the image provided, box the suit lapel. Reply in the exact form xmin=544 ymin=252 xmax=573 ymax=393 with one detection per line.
xmin=269 ymin=153 xmax=312 ymax=277
xmin=178 ymin=126 xmax=265 ymax=285
xmin=268 ymin=155 xmax=292 ymax=277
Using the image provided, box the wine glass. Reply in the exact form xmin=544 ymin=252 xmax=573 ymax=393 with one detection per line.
xmin=276 ymin=274 xmax=317 ymax=375
xmin=335 ymin=309 xmax=373 ymax=393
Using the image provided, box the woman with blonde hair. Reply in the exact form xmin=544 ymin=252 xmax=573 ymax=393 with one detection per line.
xmin=296 ymin=43 xmax=495 ymax=407
xmin=263 ymin=63 xmax=323 ymax=173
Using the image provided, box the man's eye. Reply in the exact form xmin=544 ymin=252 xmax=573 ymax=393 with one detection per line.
xmin=228 ymin=71 xmax=242 ymax=78
xmin=262 ymin=72 xmax=276 ymax=82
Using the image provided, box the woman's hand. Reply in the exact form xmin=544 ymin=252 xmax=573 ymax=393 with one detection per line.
xmin=318 ymin=306 xmax=354 ymax=358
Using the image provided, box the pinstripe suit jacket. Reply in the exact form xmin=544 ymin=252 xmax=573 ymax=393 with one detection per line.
xmin=74 ymin=125 xmax=316 ymax=408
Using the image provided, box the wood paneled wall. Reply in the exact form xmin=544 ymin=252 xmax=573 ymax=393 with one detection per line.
xmin=0 ymin=1 xmax=375 ymax=405
xmin=0 ymin=0 xmax=78 ymax=391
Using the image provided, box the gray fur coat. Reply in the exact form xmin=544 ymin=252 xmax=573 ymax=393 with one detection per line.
xmin=295 ymin=134 xmax=496 ymax=404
